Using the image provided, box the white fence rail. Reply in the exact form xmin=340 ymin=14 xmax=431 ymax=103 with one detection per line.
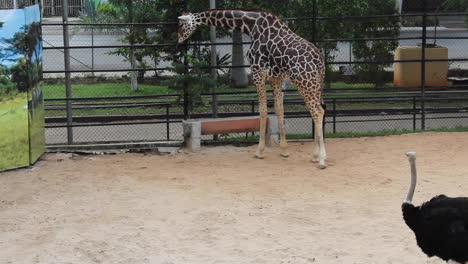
xmin=0 ymin=0 xmax=83 ymax=17
xmin=42 ymin=0 xmax=84 ymax=17
xmin=0 ymin=0 xmax=37 ymax=9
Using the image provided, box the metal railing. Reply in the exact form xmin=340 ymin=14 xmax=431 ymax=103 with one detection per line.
xmin=41 ymin=0 xmax=83 ymax=17
xmin=40 ymin=0 xmax=468 ymax=146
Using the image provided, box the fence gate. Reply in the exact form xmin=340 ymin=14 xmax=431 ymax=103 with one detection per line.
xmin=41 ymin=0 xmax=83 ymax=16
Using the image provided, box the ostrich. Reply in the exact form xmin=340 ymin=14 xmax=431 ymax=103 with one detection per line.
xmin=402 ymin=151 xmax=468 ymax=264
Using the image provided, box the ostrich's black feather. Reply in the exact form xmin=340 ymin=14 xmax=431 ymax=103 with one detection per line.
xmin=402 ymin=195 xmax=468 ymax=263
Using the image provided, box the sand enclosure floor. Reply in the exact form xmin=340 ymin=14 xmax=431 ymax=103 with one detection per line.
xmin=1 ymin=132 xmax=468 ymax=264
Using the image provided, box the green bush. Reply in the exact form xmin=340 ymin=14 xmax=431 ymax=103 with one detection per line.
xmin=164 ymin=53 xmax=215 ymax=117
xmin=350 ymin=0 xmax=400 ymax=87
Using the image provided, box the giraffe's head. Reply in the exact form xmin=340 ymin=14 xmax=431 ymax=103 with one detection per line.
xmin=177 ymin=13 xmax=199 ymax=44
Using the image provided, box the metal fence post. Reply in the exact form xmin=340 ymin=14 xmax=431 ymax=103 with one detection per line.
xmin=183 ymin=50 xmax=189 ymax=120
xmin=91 ymin=28 xmax=95 ymax=76
xmin=210 ymin=0 xmax=218 ymax=141
xmin=166 ymin=105 xmax=170 ymax=140
xmin=62 ymin=0 xmax=73 ymax=144
xmin=420 ymin=0 xmax=427 ymax=131
xmin=251 ymin=100 xmax=255 ymax=137
xmin=311 ymin=0 xmax=317 ymax=44
xmin=210 ymin=0 xmax=218 ymax=119
xmin=333 ymin=98 xmax=336 ymax=133
xmin=413 ymin=96 xmax=417 ymax=131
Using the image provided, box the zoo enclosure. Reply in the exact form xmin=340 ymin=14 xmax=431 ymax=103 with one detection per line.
xmin=40 ymin=0 xmax=468 ymax=146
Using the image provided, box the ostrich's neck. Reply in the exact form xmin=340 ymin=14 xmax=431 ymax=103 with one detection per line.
xmin=405 ymin=158 xmax=417 ymax=204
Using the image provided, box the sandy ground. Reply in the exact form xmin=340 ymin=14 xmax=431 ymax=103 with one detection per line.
xmin=1 ymin=132 xmax=468 ymax=264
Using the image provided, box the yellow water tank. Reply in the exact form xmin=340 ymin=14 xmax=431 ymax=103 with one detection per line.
xmin=393 ymin=46 xmax=448 ymax=89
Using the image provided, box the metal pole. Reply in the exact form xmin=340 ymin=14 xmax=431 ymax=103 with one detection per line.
xmin=13 ymin=0 xmax=17 ymax=9
xmin=421 ymin=0 xmax=427 ymax=131
xmin=182 ymin=0 xmax=189 ymax=120
xmin=311 ymin=0 xmax=317 ymax=44
xmin=91 ymin=28 xmax=95 ymax=76
xmin=413 ymin=96 xmax=417 ymax=131
xmin=333 ymin=99 xmax=336 ymax=133
xmin=62 ymin=0 xmax=73 ymax=144
xmin=210 ymin=0 xmax=218 ymax=140
xmin=183 ymin=48 xmax=189 ymax=120
xmin=312 ymin=0 xmax=318 ymax=138
xmin=166 ymin=106 xmax=170 ymax=140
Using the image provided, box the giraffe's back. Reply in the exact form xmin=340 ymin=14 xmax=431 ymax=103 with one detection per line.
xmin=250 ymin=14 xmax=325 ymax=81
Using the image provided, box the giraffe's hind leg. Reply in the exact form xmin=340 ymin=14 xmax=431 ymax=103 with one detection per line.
xmin=271 ymin=78 xmax=289 ymax=158
xmin=252 ymin=70 xmax=268 ymax=159
xmin=311 ymin=105 xmax=327 ymax=169
xmin=295 ymin=79 xmax=327 ymax=169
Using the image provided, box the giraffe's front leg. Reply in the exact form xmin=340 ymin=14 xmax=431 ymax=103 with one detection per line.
xmin=272 ymin=79 xmax=289 ymax=158
xmin=253 ymin=71 xmax=268 ymax=159
xmin=312 ymin=127 xmax=320 ymax=163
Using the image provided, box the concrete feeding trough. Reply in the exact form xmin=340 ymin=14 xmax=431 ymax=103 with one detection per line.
xmin=183 ymin=116 xmax=279 ymax=151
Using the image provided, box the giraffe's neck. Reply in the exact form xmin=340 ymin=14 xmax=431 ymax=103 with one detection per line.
xmin=197 ymin=9 xmax=264 ymax=37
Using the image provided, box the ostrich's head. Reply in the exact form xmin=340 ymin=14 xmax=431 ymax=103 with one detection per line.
xmin=406 ymin=152 xmax=416 ymax=163
xmin=177 ymin=13 xmax=199 ymax=44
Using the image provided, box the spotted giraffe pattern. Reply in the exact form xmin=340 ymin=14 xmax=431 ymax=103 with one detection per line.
xmin=178 ymin=9 xmax=327 ymax=168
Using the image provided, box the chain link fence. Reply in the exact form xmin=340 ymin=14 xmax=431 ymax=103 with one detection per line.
xmin=40 ymin=0 xmax=468 ymax=146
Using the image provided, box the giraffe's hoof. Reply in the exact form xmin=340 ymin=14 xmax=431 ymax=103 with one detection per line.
xmin=311 ymin=158 xmax=319 ymax=163
xmin=317 ymin=163 xmax=327 ymax=169
xmin=255 ymin=153 xmax=265 ymax=159
xmin=280 ymin=152 xmax=290 ymax=158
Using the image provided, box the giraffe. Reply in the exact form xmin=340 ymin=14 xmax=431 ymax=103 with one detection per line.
xmin=177 ymin=9 xmax=327 ymax=169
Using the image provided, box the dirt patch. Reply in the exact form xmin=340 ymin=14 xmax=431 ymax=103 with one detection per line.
xmin=1 ymin=132 xmax=468 ymax=264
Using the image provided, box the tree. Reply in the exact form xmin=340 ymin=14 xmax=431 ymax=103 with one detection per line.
xmin=93 ymin=0 xmax=144 ymax=91
xmin=350 ymin=0 xmax=400 ymax=86
xmin=286 ymin=0 xmax=399 ymax=87
xmin=10 ymin=57 xmax=29 ymax=92
xmin=165 ymin=54 xmax=215 ymax=117
xmin=2 ymin=22 xmax=42 ymax=89
xmin=91 ymin=0 xmax=210 ymax=91
xmin=442 ymin=0 xmax=468 ymax=24
xmin=0 ymin=65 xmax=16 ymax=97
xmin=0 ymin=22 xmax=8 ymax=65
xmin=25 ymin=22 xmax=42 ymax=86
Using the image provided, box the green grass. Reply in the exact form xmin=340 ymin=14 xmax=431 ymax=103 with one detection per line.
xmin=327 ymin=82 xmax=377 ymax=91
xmin=44 ymin=83 xmax=172 ymax=99
xmin=0 ymin=93 xmax=30 ymax=171
xmin=40 ymin=82 xmax=353 ymax=99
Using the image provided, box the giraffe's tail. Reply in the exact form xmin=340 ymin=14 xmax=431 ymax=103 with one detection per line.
xmin=321 ymin=97 xmax=326 ymax=112
xmin=320 ymin=64 xmax=326 ymax=112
